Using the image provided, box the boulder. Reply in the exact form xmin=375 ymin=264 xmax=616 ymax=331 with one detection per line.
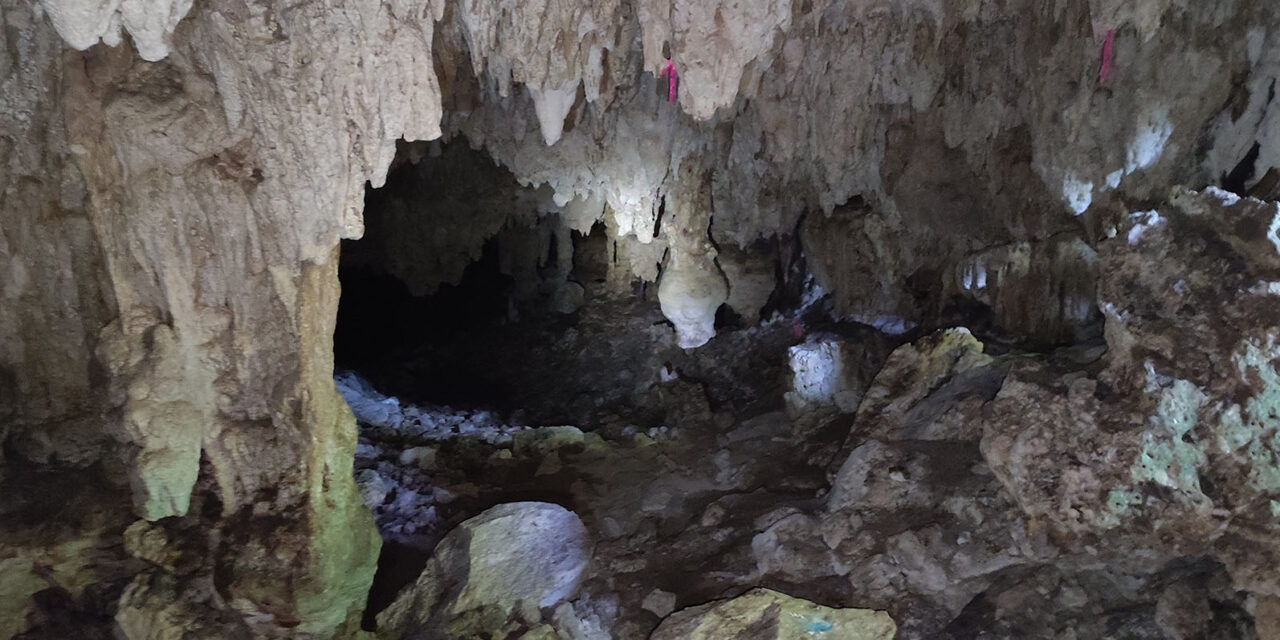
xmin=377 ymin=502 xmax=590 ymax=638
xmin=650 ymin=588 xmax=895 ymax=640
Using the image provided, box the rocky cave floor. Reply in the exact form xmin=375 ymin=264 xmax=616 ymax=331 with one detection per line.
xmin=335 ymin=273 xmax=1261 ymax=639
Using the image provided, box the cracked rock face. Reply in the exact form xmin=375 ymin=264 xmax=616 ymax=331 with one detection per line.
xmin=4 ymin=0 xmax=1280 ymax=636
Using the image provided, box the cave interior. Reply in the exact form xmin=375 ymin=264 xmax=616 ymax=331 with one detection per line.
xmin=5 ymin=1 xmax=1280 ymax=638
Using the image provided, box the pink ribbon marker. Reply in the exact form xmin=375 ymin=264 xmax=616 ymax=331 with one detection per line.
xmin=660 ymin=60 xmax=678 ymax=103
xmin=1098 ymin=29 xmax=1115 ymax=85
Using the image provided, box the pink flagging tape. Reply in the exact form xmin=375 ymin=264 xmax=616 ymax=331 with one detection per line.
xmin=660 ymin=60 xmax=678 ymax=103
xmin=1098 ymin=29 xmax=1115 ymax=85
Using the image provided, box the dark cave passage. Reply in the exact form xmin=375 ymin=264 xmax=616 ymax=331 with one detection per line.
xmin=333 ymin=138 xmax=637 ymax=423
xmin=333 ymin=139 xmax=807 ymax=428
xmin=336 ymin=239 xmax=521 ymax=411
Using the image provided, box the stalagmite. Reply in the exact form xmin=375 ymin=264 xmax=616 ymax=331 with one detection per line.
xmin=655 ymin=167 xmax=727 ymax=349
xmin=657 ymin=245 xmax=728 ymax=349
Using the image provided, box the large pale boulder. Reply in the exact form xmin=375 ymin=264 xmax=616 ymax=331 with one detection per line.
xmin=377 ymin=502 xmax=591 ymax=639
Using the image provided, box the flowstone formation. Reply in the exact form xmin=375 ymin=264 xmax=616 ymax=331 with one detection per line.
xmin=4 ymin=0 xmax=1280 ymax=637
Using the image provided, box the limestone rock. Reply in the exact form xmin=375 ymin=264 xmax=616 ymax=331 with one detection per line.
xmin=650 ymin=588 xmax=895 ymax=640
xmin=122 ymin=520 xmax=180 ymax=570
xmin=657 ymin=248 xmax=729 ymax=349
xmin=641 ymin=589 xmax=677 ymax=619
xmin=840 ymin=327 xmax=1000 ymax=445
xmin=398 ymin=446 xmax=439 ymax=471
xmin=981 ymin=189 xmax=1280 ymax=589
xmin=827 ymin=441 xmax=898 ymax=513
xmin=751 ymin=512 xmax=844 ymax=584
xmin=377 ymin=502 xmax=591 ymax=639
xmin=785 ymin=333 xmax=879 ymax=417
xmin=513 ymin=426 xmax=587 ymax=457
xmin=355 ymin=468 xmax=393 ymax=508
xmin=1256 ymin=597 xmax=1280 ymax=640
xmin=554 ymin=281 xmax=587 ymax=314
xmin=114 ymin=572 xmax=236 ymax=639
xmin=0 ymin=469 xmax=140 ymax=639
xmin=718 ymin=240 xmax=778 ymax=324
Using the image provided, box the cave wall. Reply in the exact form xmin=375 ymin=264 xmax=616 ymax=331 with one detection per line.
xmin=2 ymin=0 xmax=1279 ymax=635
xmin=4 ymin=0 xmax=444 ymax=632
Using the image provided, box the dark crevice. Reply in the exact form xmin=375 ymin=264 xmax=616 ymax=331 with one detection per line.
xmin=1222 ymin=140 xmax=1261 ymax=195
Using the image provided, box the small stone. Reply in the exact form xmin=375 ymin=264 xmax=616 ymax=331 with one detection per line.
xmin=354 ymin=469 xmax=392 ymax=507
xmin=699 ymin=503 xmax=726 ymax=527
xmin=398 ymin=446 xmax=438 ymax=470
xmin=609 ymin=557 xmax=647 ymax=573
xmin=1056 ymin=585 xmax=1088 ymax=609
xmin=553 ymin=281 xmax=586 ymax=314
xmin=600 ymin=517 xmax=625 ymax=539
xmin=1255 ymin=597 xmax=1280 ymax=640
xmin=641 ymin=489 xmax=671 ymax=513
xmin=122 ymin=520 xmax=175 ymax=568
xmin=642 ymin=589 xmax=678 ymax=618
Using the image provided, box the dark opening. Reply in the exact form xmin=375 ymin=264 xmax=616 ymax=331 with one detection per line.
xmin=336 ymin=238 xmax=520 ymax=410
xmin=336 ymin=140 xmax=800 ymax=629
xmin=335 ymin=140 xmax=792 ymax=428
xmin=334 ymin=138 xmax=618 ymax=422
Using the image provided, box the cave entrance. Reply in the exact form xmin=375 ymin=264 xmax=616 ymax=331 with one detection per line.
xmin=335 ymin=139 xmax=805 ymax=629
xmin=334 ymin=138 xmax=648 ymax=425
xmin=336 ymin=138 xmax=710 ymax=623
xmin=335 ymin=138 xmax=640 ymax=624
